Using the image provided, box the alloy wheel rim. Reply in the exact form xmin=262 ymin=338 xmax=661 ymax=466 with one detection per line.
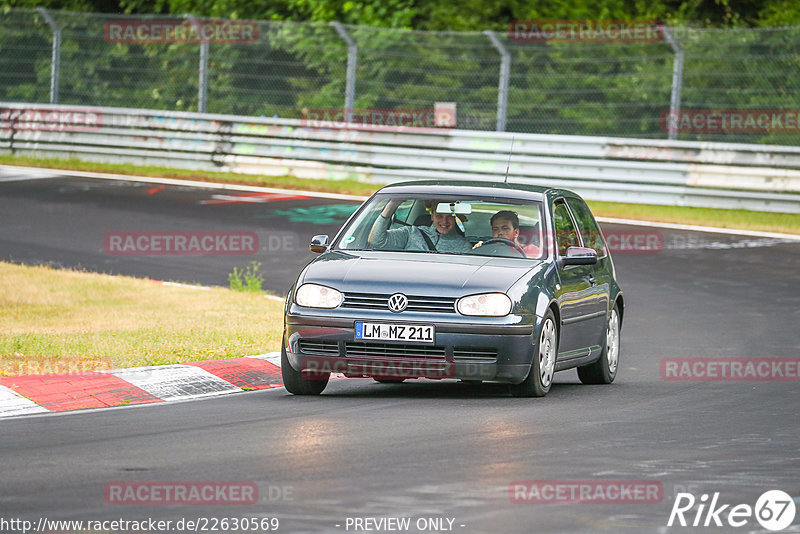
xmin=539 ymin=318 xmax=556 ymax=387
xmin=606 ymin=309 xmax=620 ymax=374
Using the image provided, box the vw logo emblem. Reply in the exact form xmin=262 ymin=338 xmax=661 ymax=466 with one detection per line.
xmin=387 ymin=293 xmax=408 ymax=313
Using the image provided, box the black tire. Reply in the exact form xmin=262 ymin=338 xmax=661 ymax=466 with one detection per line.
xmin=281 ymin=338 xmax=329 ymax=395
xmin=508 ymin=310 xmax=558 ymax=398
xmin=373 ymin=378 xmax=405 ymax=384
xmin=577 ymin=303 xmax=621 ymax=385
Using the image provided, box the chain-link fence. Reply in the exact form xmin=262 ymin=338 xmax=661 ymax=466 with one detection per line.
xmin=2 ymin=9 xmax=800 ymax=144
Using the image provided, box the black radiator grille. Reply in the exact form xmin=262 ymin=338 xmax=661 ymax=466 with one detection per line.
xmin=297 ymin=339 xmax=339 ymax=356
xmin=342 ymin=293 xmax=456 ymax=313
xmin=344 ymin=342 xmax=446 ymax=359
xmin=453 ymin=347 xmax=498 ymax=362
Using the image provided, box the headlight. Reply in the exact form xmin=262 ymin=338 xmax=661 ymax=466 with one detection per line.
xmin=457 ymin=293 xmax=512 ymax=317
xmin=295 ymin=283 xmax=343 ymax=309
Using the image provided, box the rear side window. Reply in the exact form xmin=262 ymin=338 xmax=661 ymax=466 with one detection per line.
xmin=393 ymin=199 xmax=415 ymax=225
xmin=553 ymin=201 xmax=579 ymax=257
xmin=565 ymin=198 xmax=607 ymax=257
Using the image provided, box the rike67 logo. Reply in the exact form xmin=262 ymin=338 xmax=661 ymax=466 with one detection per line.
xmin=668 ymin=490 xmax=796 ymax=531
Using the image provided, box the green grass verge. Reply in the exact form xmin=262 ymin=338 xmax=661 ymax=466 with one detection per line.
xmin=0 ymin=154 xmax=379 ymax=197
xmin=587 ymin=201 xmax=800 ymax=235
xmin=1 ymin=154 xmax=798 ymax=234
xmin=0 ymin=262 xmax=284 ymax=376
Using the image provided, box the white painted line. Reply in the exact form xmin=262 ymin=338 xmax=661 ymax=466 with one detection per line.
xmin=264 ymin=294 xmax=285 ymax=302
xmin=663 ymin=236 xmax=797 ymax=250
xmin=596 ymin=216 xmax=800 ymax=241
xmin=248 ymin=352 xmax=282 ymax=367
xmin=0 ymin=385 xmax=49 ymax=418
xmin=0 ymin=165 xmax=368 ymax=201
xmin=0 ymin=385 xmax=290 ymax=421
xmin=111 ymin=364 xmax=241 ymax=401
xmin=0 ymin=167 xmax=60 ymax=182
xmin=0 ymin=175 xmax=58 ymax=183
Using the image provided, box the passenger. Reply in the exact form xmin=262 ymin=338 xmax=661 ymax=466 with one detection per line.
xmin=474 ymin=210 xmax=540 ymax=257
xmin=369 ymin=199 xmax=473 ymax=253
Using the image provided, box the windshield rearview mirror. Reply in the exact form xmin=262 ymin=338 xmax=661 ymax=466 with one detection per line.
xmin=436 ymin=202 xmax=472 ymax=215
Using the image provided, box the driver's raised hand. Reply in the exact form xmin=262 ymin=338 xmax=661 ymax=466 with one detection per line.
xmin=381 ymin=199 xmax=404 ymax=218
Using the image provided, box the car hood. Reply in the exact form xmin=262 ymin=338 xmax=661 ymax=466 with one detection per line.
xmin=300 ymin=251 xmax=541 ymax=295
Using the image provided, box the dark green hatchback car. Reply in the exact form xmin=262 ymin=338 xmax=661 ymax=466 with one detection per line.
xmin=282 ymin=181 xmax=624 ymax=397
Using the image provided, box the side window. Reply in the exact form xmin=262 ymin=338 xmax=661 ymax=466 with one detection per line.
xmin=393 ymin=200 xmax=414 ymax=224
xmin=566 ymin=198 xmax=607 ymax=257
xmin=553 ymin=201 xmax=579 ymax=257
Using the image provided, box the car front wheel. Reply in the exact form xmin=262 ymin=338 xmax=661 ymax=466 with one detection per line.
xmin=508 ymin=310 xmax=557 ymax=398
xmin=577 ymin=304 xmax=620 ymax=385
xmin=281 ymin=337 xmax=330 ymax=395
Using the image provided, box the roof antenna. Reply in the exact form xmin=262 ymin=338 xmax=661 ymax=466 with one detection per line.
xmin=504 ymin=136 xmax=515 ymax=185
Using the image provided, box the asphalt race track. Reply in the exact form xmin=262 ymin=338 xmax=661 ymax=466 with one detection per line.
xmin=1 ymin=168 xmax=799 ymax=533
xmin=0 ymin=169 xmax=365 ymax=294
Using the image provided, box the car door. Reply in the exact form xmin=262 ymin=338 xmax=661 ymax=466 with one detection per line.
xmin=552 ymin=199 xmax=605 ymax=356
xmin=565 ymin=196 xmax=611 ymax=349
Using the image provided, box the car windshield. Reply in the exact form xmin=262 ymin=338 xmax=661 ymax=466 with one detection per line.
xmin=335 ymin=194 xmax=545 ymax=259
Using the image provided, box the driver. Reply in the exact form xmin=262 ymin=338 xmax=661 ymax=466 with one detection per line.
xmin=368 ymin=199 xmax=473 ymax=253
xmin=474 ymin=210 xmax=541 ymax=257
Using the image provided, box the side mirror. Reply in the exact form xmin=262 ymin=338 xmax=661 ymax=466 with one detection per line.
xmin=309 ymin=234 xmax=329 ymax=254
xmin=560 ymin=246 xmax=598 ymax=266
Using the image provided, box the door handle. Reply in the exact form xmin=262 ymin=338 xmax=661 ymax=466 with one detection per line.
xmin=587 ymin=275 xmax=596 ymax=286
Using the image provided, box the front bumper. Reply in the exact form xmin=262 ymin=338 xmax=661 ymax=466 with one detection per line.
xmin=284 ymin=313 xmax=536 ymax=383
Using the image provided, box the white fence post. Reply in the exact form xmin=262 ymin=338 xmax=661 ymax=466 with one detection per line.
xmin=186 ymin=15 xmax=209 ymax=113
xmin=484 ymin=30 xmax=510 ymax=132
xmin=36 ymin=8 xmax=61 ymax=105
xmin=662 ymin=25 xmax=684 ymax=141
xmin=331 ymin=22 xmax=357 ymax=123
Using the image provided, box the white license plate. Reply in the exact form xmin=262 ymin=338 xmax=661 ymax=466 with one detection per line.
xmin=355 ymin=322 xmax=435 ymax=344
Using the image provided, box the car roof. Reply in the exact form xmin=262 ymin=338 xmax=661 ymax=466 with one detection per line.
xmin=375 ymin=180 xmax=580 ymax=202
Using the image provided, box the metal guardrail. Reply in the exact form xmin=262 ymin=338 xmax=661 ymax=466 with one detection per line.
xmin=2 ymin=102 xmax=800 ymax=213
